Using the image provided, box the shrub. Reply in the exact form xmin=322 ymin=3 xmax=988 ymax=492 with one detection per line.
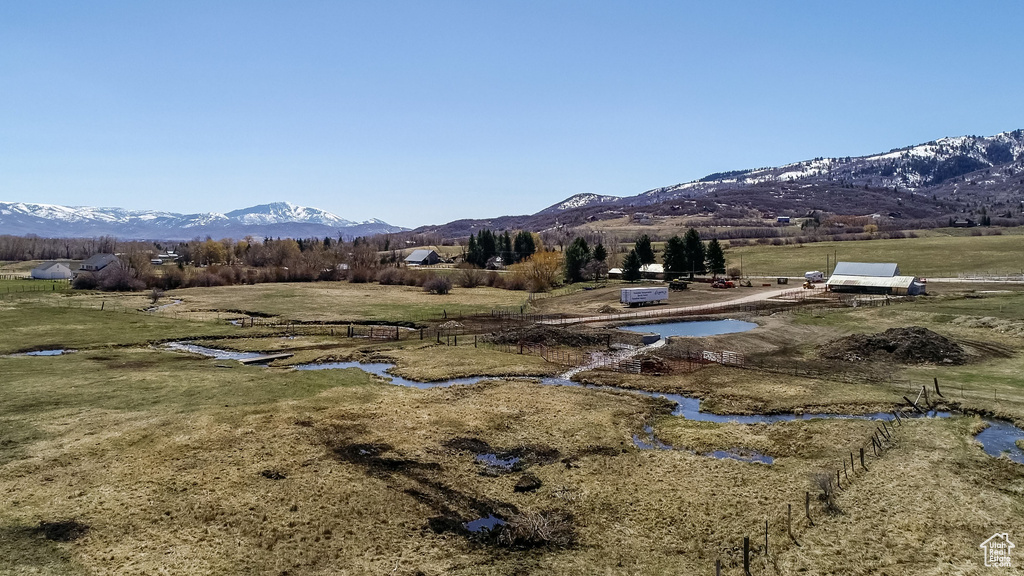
xmin=485 ymin=271 xmax=504 ymax=288
xmin=348 ymin=267 xmax=374 ymax=283
xmin=813 ymin=471 xmax=842 ymax=514
xmin=376 ymin=267 xmax=406 ymax=285
xmin=98 ymin=265 xmax=145 ymax=292
xmin=423 ymin=276 xmax=452 ymax=295
xmin=496 ymin=510 xmax=575 ymax=549
xmin=503 ymin=274 xmax=529 ymax=291
xmin=456 ymin=267 xmax=486 ymax=288
xmin=72 ymin=272 xmax=98 ymax=290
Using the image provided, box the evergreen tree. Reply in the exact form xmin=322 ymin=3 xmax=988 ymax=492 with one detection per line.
xmin=481 ymin=230 xmax=497 ymax=265
xmin=563 ymin=237 xmax=591 ymax=283
xmin=512 ymin=230 xmax=536 ymax=263
xmin=500 ymin=231 xmax=513 ymax=264
xmin=661 ymin=235 xmax=686 ymax=280
xmin=467 ymin=234 xmax=480 ymax=267
xmin=634 ymin=234 xmax=655 ymax=265
xmin=705 ymin=238 xmax=726 ymax=276
xmin=682 ymin=228 xmax=706 ymax=278
xmin=592 ymin=242 xmax=607 ymax=264
xmin=621 ymin=249 xmax=643 ymax=282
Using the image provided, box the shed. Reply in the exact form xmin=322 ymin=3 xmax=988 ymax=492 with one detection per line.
xmin=405 ymin=249 xmax=440 ymax=266
xmin=80 ymin=253 xmax=119 ymax=272
xmin=30 ymin=262 xmax=73 ymax=280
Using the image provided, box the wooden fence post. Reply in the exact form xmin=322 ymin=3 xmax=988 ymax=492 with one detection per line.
xmin=764 ymin=519 xmax=769 ymax=557
xmin=860 ymin=447 xmax=867 ymax=470
xmin=788 ymin=503 xmax=799 ymax=545
xmin=743 ymin=537 xmax=750 ymax=576
xmin=934 ymin=377 xmax=943 ymax=398
xmin=805 ymin=491 xmax=813 ymax=525
xmin=715 ymin=559 xmax=721 ymax=576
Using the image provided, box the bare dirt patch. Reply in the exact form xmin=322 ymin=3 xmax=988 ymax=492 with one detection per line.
xmin=33 ymin=520 xmax=90 ymax=542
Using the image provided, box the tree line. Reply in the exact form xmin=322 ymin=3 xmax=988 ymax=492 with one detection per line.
xmin=618 ymin=230 xmax=725 ymax=282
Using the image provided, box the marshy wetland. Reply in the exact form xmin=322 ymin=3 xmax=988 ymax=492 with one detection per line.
xmin=2 ymin=278 xmax=1024 ymax=575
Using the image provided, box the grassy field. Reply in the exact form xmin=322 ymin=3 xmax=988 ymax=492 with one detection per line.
xmin=726 ymin=233 xmax=1024 ymax=277
xmin=160 ymin=282 xmax=530 ymax=323
xmin=1 ymin=273 xmax=1023 ymax=574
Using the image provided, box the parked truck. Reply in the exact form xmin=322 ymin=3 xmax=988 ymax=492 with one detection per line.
xmin=620 ymin=286 xmax=669 ymax=307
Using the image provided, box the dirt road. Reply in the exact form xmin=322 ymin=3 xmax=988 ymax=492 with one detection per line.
xmin=541 ymin=286 xmax=820 ymax=325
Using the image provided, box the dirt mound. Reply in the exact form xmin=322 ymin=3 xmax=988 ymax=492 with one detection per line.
xmin=819 ymin=327 xmax=966 ymax=365
xmin=487 ymin=325 xmax=614 ymax=348
xmin=639 ymin=356 xmax=671 ymax=374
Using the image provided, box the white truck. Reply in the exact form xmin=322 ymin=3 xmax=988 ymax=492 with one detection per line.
xmin=620 ymin=286 xmax=669 ymax=307
xmin=804 ymin=271 xmax=825 ymax=283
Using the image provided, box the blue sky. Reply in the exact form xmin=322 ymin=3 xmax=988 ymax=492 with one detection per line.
xmin=3 ymin=1 xmax=1023 ymax=228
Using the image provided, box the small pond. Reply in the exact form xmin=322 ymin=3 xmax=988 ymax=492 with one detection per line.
xmin=464 ymin=515 xmax=506 ymax=533
xmin=619 ymin=319 xmax=757 ymax=338
xmin=294 ymin=361 xmax=489 ymax=389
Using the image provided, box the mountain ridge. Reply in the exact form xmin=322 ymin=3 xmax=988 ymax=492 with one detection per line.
xmin=411 ymin=130 xmax=1024 ymax=237
xmin=0 ymin=201 xmax=405 ymax=240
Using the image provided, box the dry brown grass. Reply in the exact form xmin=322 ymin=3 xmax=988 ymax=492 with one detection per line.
xmin=3 ymin=279 xmax=1024 ymax=575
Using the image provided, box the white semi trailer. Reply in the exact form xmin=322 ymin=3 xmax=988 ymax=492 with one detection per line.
xmin=620 ymin=286 xmax=669 ymax=307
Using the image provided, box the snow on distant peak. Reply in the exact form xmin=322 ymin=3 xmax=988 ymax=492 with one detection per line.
xmin=542 ymin=193 xmax=621 ymax=213
xmin=224 ymin=202 xmax=356 ymax=226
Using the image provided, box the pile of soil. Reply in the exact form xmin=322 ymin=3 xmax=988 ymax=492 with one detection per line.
xmin=487 ymin=325 xmax=614 ymax=348
xmin=819 ymin=327 xmax=967 ymax=365
xmin=639 ymin=356 xmax=671 ymax=374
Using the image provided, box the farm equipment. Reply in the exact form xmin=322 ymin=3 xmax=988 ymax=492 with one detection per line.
xmin=711 ymin=279 xmax=735 ymax=289
xmin=668 ymin=280 xmax=689 ymax=291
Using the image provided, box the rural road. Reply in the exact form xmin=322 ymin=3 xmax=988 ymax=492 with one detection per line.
xmin=541 ymin=286 xmax=820 ymax=325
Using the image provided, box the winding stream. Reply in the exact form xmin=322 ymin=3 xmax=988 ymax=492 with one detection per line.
xmin=163 ymin=341 xmax=1024 ymax=464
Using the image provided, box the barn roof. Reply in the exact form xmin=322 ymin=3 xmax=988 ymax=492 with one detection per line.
xmin=405 ymin=249 xmax=438 ymax=262
xmin=81 ymin=253 xmax=118 ymax=268
xmin=831 ymin=262 xmax=900 ymax=277
xmin=32 ymin=261 xmax=66 ymax=271
xmin=826 ymin=274 xmax=917 ymax=290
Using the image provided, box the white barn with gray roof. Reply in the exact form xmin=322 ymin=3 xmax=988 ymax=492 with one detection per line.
xmin=826 ymin=261 xmax=926 ymax=296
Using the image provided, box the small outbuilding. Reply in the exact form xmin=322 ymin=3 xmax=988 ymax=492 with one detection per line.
xmin=30 ymin=262 xmax=73 ymax=280
xmin=405 ymin=249 xmax=440 ymax=266
xmin=607 ymin=264 xmax=665 ymax=280
xmin=79 ymin=253 xmax=119 ymax=272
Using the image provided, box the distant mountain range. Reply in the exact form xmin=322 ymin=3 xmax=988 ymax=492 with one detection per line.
xmin=412 ymin=130 xmax=1024 ymax=237
xmin=0 ymin=201 xmax=405 ymax=240
xmin=5 ymin=131 xmax=1023 ymax=241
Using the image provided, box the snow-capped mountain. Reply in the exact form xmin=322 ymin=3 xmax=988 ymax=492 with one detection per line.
xmin=628 ymin=130 xmax=1024 ymax=205
xmin=538 ymin=193 xmax=622 ymax=214
xmin=224 ymin=202 xmax=357 ymax=227
xmin=0 ymin=201 xmax=405 ymax=240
